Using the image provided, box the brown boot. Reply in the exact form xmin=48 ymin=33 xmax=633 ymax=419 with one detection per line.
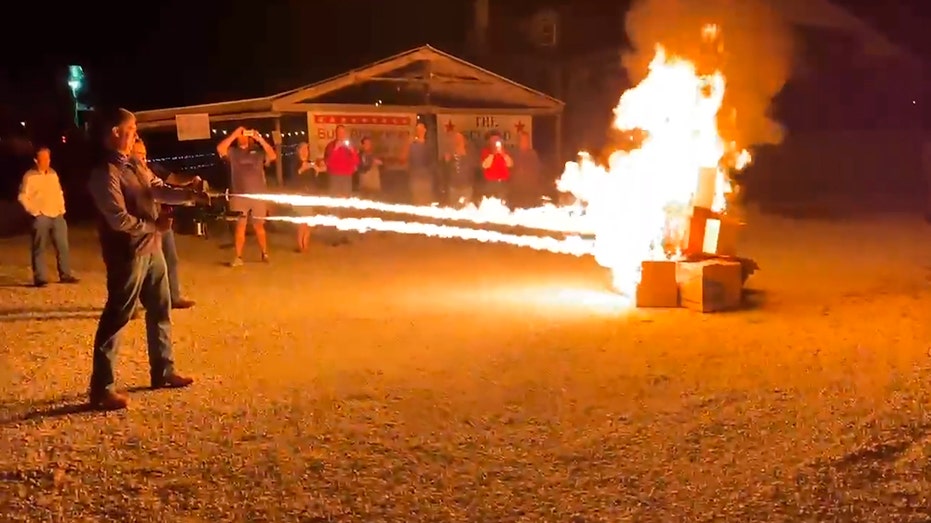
xmin=151 ymin=373 xmax=194 ymax=390
xmin=89 ymin=390 xmax=129 ymax=411
xmin=171 ymin=298 xmax=196 ymax=310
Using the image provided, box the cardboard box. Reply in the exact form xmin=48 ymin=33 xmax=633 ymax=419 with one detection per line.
xmin=636 ymin=260 xmax=679 ymax=308
xmin=693 ymin=167 xmax=719 ymax=209
xmin=685 ymin=207 xmax=716 ymax=255
xmin=684 ymin=206 xmax=741 ymax=257
xmin=701 ymin=217 xmax=741 ymax=256
xmin=676 ymin=259 xmax=743 ymax=312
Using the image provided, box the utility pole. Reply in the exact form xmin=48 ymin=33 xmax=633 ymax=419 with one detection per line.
xmin=472 ymin=0 xmax=489 ymax=57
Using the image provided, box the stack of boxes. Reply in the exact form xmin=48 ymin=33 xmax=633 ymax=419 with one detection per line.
xmin=635 ymin=168 xmax=747 ymax=312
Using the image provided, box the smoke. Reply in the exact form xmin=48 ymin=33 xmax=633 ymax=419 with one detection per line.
xmin=622 ymin=0 xmax=794 ymax=147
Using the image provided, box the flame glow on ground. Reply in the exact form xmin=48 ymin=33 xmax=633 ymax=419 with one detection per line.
xmin=246 ymin=27 xmax=747 ymax=298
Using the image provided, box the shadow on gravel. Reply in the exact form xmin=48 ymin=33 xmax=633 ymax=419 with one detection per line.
xmin=0 ymin=275 xmax=30 ymax=288
xmin=0 ymin=395 xmax=99 ymax=426
xmin=0 ymin=306 xmax=101 ymax=323
xmin=0 ymin=386 xmax=166 ymax=425
xmin=742 ymin=289 xmax=768 ymax=310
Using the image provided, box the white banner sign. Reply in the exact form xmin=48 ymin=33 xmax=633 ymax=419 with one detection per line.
xmin=436 ymin=113 xmax=532 ymax=151
xmin=175 ymin=113 xmax=211 ymax=141
xmin=308 ymin=111 xmax=416 ymax=169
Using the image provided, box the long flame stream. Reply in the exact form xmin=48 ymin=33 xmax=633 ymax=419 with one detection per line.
xmin=243 ymin=194 xmax=593 ymax=235
xmin=265 ymin=215 xmax=594 ymax=256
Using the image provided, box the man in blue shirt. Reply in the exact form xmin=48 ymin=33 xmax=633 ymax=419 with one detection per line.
xmin=86 ymin=108 xmax=207 ymax=410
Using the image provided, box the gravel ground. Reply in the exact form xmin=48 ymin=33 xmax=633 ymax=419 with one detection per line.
xmin=2 ymin=211 xmax=931 ymax=522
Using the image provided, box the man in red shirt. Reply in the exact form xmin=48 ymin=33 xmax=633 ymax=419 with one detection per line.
xmin=324 ymin=125 xmax=360 ymax=198
xmin=322 ymin=125 xmax=360 ymax=244
xmin=480 ymin=131 xmax=513 ymax=201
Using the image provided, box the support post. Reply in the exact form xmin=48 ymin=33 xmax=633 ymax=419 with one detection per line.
xmin=424 ymin=59 xmax=433 ymax=106
xmin=554 ymin=111 xmax=563 ymax=172
xmin=423 ymin=60 xmax=440 ymax=161
xmin=274 ymin=117 xmax=284 ymax=187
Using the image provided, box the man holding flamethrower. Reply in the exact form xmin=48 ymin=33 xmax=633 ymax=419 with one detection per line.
xmin=86 ymin=108 xmax=211 ymax=411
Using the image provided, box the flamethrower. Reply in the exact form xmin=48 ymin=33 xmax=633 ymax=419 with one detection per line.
xmin=171 ymin=188 xmax=243 ymax=238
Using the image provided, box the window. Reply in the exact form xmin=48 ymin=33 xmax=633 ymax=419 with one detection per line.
xmin=539 ymin=20 xmax=557 ymax=47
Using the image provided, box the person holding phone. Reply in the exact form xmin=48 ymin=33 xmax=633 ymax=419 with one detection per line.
xmin=293 ymin=142 xmax=318 ymax=252
xmin=480 ymin=130 xmax=513 ymax=201
xmin=216 ymin=126 xmax=277 ymax=266
xmin=322 ymin=125 xmax=360 ymax=245
xmin=323 ymin=125 xmax=359 ymax=198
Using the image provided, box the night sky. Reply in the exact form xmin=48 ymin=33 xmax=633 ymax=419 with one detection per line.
xmin=4 ymin=0 xmax=472 ymax=111
xmin=2 ymin=0 xmax=929 ymax=113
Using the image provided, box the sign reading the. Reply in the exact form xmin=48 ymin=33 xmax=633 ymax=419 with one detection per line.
xmin=175 ymin=113 xmax=211 ymax=141
xmin=436 ymin=114 xmax=532 ymax=152
xmin=307 ymin=112 xmax=416 ymax=168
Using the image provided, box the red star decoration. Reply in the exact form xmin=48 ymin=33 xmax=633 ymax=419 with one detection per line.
xmin=444 ymin=119 xmax=455 ymax=132
xmin=514 ymin=121 xmax=526 ymax=133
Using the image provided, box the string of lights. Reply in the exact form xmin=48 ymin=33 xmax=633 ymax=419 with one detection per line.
xmin=149 ymin=143 xmax=301 ymax=164
xmin=210 ymin=129 xmax=308 ymax=138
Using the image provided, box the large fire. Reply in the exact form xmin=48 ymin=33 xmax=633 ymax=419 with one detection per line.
xmin=242 ymin=26 xmax=748 ymax=299
xmin=556 ymin=26 xmax=749 ymax=294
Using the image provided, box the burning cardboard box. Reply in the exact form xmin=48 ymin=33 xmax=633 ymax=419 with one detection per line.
xmin=636 ymin=260 xmax=679 ymax=308
xmin=676 ymin=259 xmax=743 ymax=312
xmin=701 ymin=217 xmax=741 ymax=256
xmin=693 ymin=167 xmax=719 ymax=209
xmin=685 ymin=207 xmax=742 ymax=257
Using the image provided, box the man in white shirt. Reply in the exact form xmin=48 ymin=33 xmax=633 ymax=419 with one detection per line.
xmin=18 ymin=147 xmax=78 ymax=287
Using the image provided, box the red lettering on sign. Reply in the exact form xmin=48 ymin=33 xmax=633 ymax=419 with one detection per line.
xmin=313 ymin=114 xmax=412 ymax=126
xmin=474 ymin=116 xmax=497 ymax=128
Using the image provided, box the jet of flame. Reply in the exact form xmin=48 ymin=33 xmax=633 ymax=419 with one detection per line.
xmin=266 ymin=215 xmax=594 ymax=256
xmin=243 ymin=194 xmax=593 ymax=234
xmin=556 ymin=30 xmax=749 ymax=295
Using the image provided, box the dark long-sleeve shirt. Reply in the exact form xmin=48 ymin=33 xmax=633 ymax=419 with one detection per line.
xmin=445 ymin=150 xmax=478 ymax=188
xmin=510 ymin=148 xmax=542 ymax=192
xmin=88 ymin=152 xmax=193 ymax=260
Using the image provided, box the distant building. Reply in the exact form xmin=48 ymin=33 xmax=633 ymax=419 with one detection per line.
xmin=463 ymin=0 xmax=629 ymax=158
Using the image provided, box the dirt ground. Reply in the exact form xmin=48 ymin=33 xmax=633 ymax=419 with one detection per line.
xmin=2 ymin=210 xmax=931 ymax=522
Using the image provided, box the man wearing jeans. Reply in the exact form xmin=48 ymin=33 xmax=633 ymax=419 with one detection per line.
xmin=86 ymin=108 xmax=205 ymax=411
xmin=131 ymin=139 xmax=197 ymax=309
xmin=18 ymin=147 xmax=79 ymax=287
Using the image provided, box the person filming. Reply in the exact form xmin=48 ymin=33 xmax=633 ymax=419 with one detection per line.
xmin=216 ymin=126 xmax=277 ymax=266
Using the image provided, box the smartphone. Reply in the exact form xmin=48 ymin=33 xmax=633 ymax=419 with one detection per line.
xmin=343 ymin=140 xmax=351 ymax=147
xmin=495 ymin=140 xmax=502 ymax=149
xmin=243 ymin=130 xmax=255 ymax=137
